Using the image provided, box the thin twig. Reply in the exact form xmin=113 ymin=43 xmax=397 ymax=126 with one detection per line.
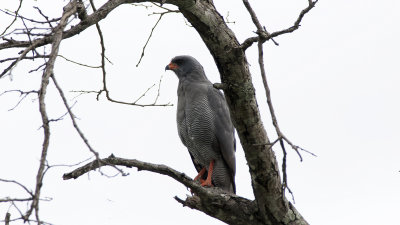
xmin=0 ymin=0 xmax=126 ymax=51
xmin=153 ymin=73 xmax=164 ymax=104
xmin=256 ymin=39 xmax=294 ymax=195
xmin=254 ymin=17 xmax=317 ymax=204
xmin=0 ymin=198 xmax=33 ymax=203
xmin=136 ymin=13 xmax=164 ymax=67
xmin=0 ymin=178 xmax=33 ymax=197
xmin=70 ymin=89 xmax=173 ymax=107
xmin=0 ymin=89 xmax=39 ymax=111
xmin=136 ymin=6 xmax=179 ymax=66
xmin=50 ymin=75 xmax=99 ymax=158
xmin=85 ymin=0 xmax=171 ymax=107
xmin=57 ymin=54 xmax=101 ymax=68
xmin=33 ymin=6 xmax=54 ymax=30
xmin=245 ymin=0 xmax=316 ymax=157
xmin=133 ymin=84 xmax=156 ymax=104
xmin=51 ymin=72 xmax=128 ymax=177
xmin=150 ymin=2 xmax=178 ymax=12
xmin=20 ymin=17 xmax=38 ymax=59
xmin=88 ymin=0 xmax=109 ymax=100
xmin=280 ymin=136 xmax=295 ymax=203
xmin=0 ymin=39 xmax=41 ymax=78
xmin=0 ymin=55 xmax=49 ymax=63
xmin=0 ymin=0 xmax=23 ymax=36
xmin=242 ymin=0 xmax=278 ymax=48
xmin=45 ymin=156 xmax=94 ymax=169
xmin=240 ymin=0 xmax=318 ymax=50
xmin=105 ymin=95 xmax=172 ymax=107
xmin=0 ymin=8 xmax=60 ymax=29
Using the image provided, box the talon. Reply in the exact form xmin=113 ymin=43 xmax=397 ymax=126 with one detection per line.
xmin=191 ymin=167 xmax=207 ymax=194
xmin=193 ymin=167 xmax=206 ymax=181
xmin=201 ymin=180 xmax=214 ymax=187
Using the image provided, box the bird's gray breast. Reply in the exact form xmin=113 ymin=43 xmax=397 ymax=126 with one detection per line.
xmin=177 ymin=84 xmax=218 ymax=167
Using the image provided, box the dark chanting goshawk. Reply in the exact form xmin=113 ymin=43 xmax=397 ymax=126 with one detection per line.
xmin=165 ymin=55 xmax=236 ymax=193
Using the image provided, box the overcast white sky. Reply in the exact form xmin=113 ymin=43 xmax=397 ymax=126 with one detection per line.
xmin=1 ymin=0 xmax=400 ymax=225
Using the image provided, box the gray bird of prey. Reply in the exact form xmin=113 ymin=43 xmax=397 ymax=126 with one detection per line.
xmin=165 ymin=55 xmax=236 ymax=193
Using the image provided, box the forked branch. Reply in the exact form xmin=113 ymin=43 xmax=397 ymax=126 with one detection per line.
xmin=241 ymin=0 xmax=318 ymax=50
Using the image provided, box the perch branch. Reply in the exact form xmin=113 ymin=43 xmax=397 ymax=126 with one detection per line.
xmin=63 ymin=154 xmax=263 ymax=225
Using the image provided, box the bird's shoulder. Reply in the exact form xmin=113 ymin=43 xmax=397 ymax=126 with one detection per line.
xmin=206 ymin=86 xmax=229 ymax=114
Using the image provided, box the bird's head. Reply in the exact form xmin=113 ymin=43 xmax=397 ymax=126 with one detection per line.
xmin=165 ymin=55 xmax=208 ymax=81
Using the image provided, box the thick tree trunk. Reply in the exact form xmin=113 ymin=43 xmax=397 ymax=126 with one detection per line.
xmin=173 ymin=0 xmax=308 ymax=224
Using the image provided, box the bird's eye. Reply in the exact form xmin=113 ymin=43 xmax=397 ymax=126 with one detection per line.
xmin=173 ymin=59 xmax=183 ymax=65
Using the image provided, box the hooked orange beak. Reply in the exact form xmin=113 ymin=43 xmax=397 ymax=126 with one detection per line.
xmin=165 ymin=62 xmax=178 ymax=71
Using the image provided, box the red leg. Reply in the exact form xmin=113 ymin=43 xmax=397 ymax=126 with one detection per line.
xmin=201 ymin=160 xmax=214 ymax=187
xmin=194 ymin=167 xmax=206 ymax=181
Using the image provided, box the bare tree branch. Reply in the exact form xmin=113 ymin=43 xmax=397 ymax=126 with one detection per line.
xmin=51 ymin=73 xmax=128 ymax=177
xmin=24 ymin=1 xmax=78 ymax=222
xmin=0 ymin=178 xmax=33 ymax=197
xmin=0 ymin=0 xmax=23 ymax=36
xmin=240 ymin=0 xmax=318 ymax=50
xmin=81 ymin=0 xmax=172 ymax=107
xmin=0 ymin=39 xmax=42 ymax=78
xmin=270 ymin=0 xmax=318 ymax=37
xmin=0 ymin=55 xmax=49 ymax=63
xmin=51 ymin=74 xmax=100 ymax=159
xmin=0 ymin=90 xmax=39 ymax=111
xmin=153 ymin=73 xmax=164 ymax=104
xmin=136 ymin=13 xmax=164 ymax=67
xmin=0 ymin=198 xmax=33 ymax=203
xmin=0 ymin=0 xmax=126 ymax=51
xmin=103 ymin=92 xmax=173 ymax=107
xmin=57 ymin=54 xmax=102 ymax=68
xmin=242 ymin=0 xmax=317 ymax=203
xmin=136 ymin=4 xmax=180 ymax=67
xmin=0 ymin=7 xmax=60 ymax=27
